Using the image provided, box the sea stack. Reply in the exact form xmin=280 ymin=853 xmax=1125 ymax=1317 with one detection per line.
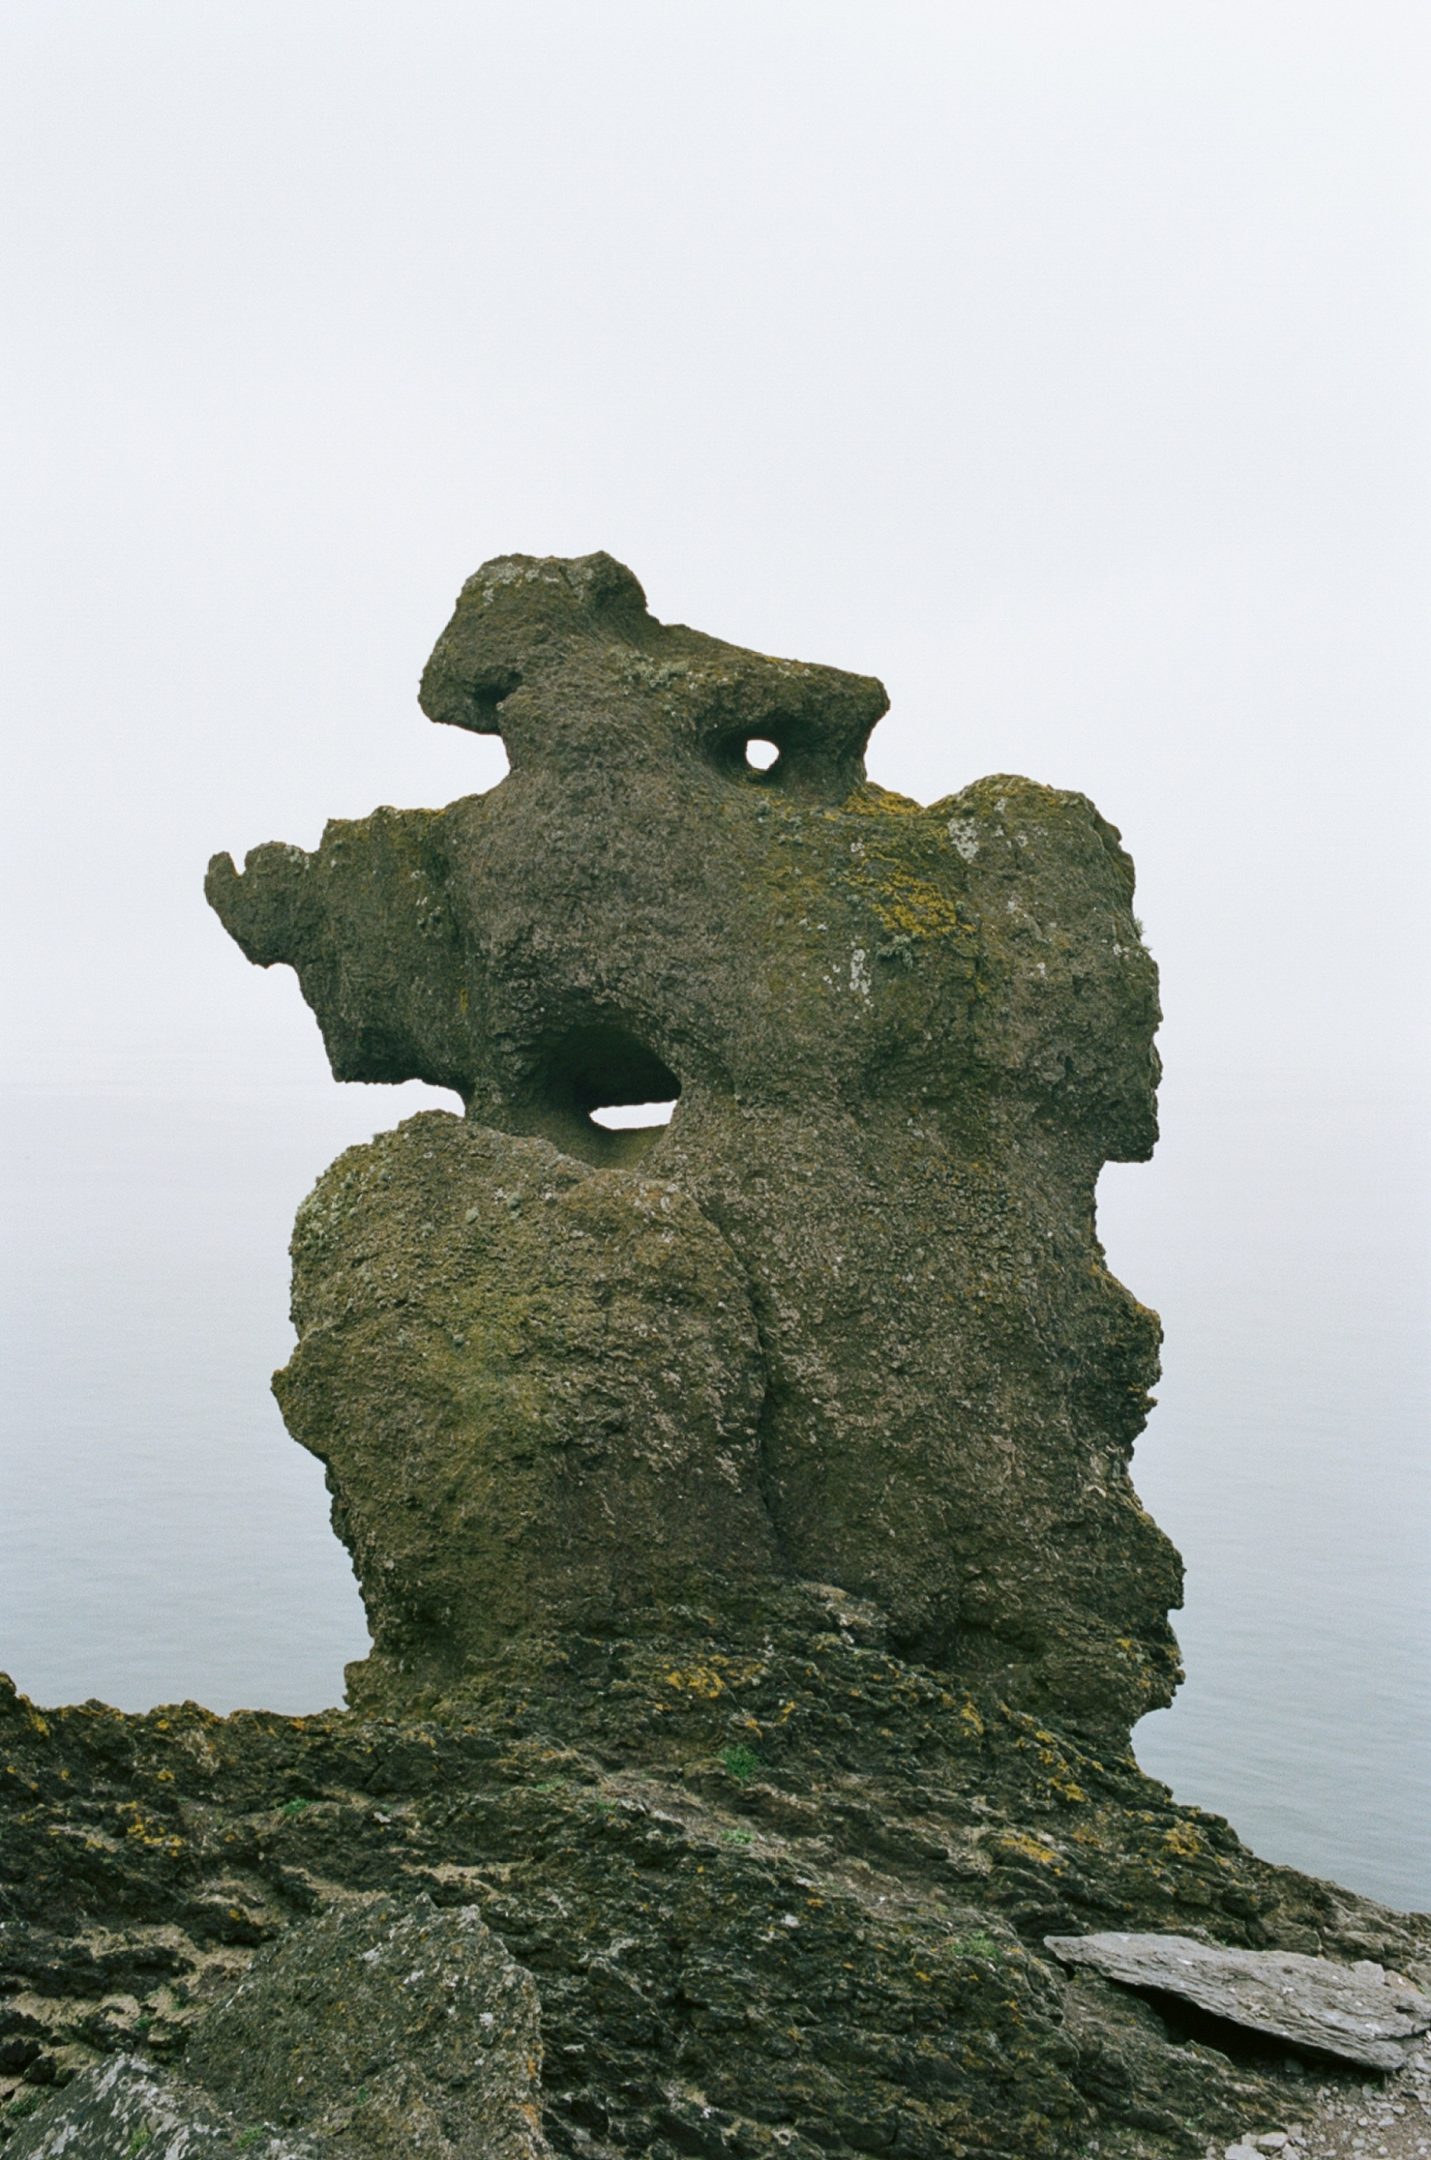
xmin=207 ymin=552 xmax=1179 ymax=1736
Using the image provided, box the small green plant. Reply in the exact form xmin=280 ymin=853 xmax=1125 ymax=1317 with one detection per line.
xmin=125 ymin=2130 xmax=153 ymax=2158
xmin=280 ymin=1797 xmax=311 ymax=1818
xmin=951 ymin=1931 xmax=1002 ymax=1959
xmin=236 ymin=2129 xmax=267 ymax=2151
xmin=719 ymin=1827 xmax=753 ymax=1848
xmin=531 ymin=1777 xmax=569 ymax=1794
xmin=719 ymin=1744 xmax=760 ymax=1782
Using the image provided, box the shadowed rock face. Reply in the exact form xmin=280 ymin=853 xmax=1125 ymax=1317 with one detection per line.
xmin=207 ymin=552 xmax=1180 ymax=1734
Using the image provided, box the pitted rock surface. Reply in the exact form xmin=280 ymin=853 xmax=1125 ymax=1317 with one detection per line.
xmin=186 ymin=1894 xmax=551 ymax=2158
xmin=207 ymin=552 xmax=1178 ymax=1733
xmin=275 ymin=1119 xmax=778 ymax=1687
xmin=5 ymin=2054 xmax=315 ymax=2157
xmin=4 ymin=1664 xmax=1430 ymax=2160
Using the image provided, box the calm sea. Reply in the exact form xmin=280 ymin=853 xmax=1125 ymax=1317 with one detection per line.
xmin=2 ymin=1078 xmax=1426 ymax=1912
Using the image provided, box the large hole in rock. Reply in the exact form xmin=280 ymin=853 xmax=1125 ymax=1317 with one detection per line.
xmin=744 ymin=737 xmax=780 ymax=772
xmin=551 ymin=1024 xmax=682 ymax=1142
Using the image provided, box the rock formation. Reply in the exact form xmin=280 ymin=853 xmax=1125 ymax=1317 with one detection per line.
xmin=9 ymin=1896 xmax=551 ymax=2159
xmin=206 ymin=550 xmax=1179 ymax=1734
xmin=6 ymin=556 xmax=1427 ymax=2160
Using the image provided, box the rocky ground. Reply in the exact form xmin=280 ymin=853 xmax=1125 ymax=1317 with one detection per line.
xmin=1213 ymin=2031 xmax=1431 ymax=2160
xmin=3 ymin=1610 xmax=1427 ymax=2160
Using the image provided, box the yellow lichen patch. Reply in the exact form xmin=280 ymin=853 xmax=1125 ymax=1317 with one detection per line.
xmin=120 ymin=1810 xmax=184 ymax=1860
xmin=883 ymin=874 xmax=964 ymax=939
xmin=852 ymin=859 xmax=965 ymax=941
xmin=996 ymin=1830 xmax=1064 ymax=1871
xmin=842 ymin=781 xmax=926 ymax=817
xmin=711 ymin=1655 xmax=768 ymax=1688
xmin=1161 ymin=1819 xmax=1206 ymax=1860
xmin=664 ymin=1666 xmax=725 ymax=1698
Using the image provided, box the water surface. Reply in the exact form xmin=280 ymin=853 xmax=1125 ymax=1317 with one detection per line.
xmin=2 ymin=1078 xmax=1426 ymax=1910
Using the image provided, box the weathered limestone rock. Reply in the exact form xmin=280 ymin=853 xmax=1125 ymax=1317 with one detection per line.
xmin=7 ymin=1899 xmax=551 ymax=2158
xmin=186 ymin=1895 xmax=551 ymax=2158
xmin=207 ymin=551 xmax=1179 ymax=1733
xmin=6 ymin=2054 xmax=315 ymax=2157
xmin=275 ymin=1118 xmax=778 ymax=1693
xmin=5 ymin=1668 xmax=1430 ymax=2159
xmin=1045 ymin=1932 xmax=1431 ymax=2070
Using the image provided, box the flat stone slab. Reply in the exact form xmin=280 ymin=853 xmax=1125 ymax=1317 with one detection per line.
xmin=1046 ymin=1931 xmax=1431 ymax=2070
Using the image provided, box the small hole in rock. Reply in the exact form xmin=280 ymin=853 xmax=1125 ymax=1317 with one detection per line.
xmin=589 ymin=1099 xmax=678 ymax=1131
xmin=745 ymin=738 xmax=780 ymax=772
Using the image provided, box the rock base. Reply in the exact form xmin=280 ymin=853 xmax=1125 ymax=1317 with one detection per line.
xmin=3 ymin=1649 xmax=1427 ymax=2160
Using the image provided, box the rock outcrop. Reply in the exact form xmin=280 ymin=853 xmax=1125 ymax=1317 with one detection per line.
xmin=206 ymin=551 xmax=1177 ymax=1733
xmin=8 ymin=2055 xmax=316 ymax=2157
xmin=186 ymin=1895 xmax=551 ymax=2157
xmin=3 ymin=1666 xmax=1429 ymax=2160
xmin=7 ymin=1896 xmax=550 ymax=2159
xmin=6 ymin=557 xmax=1427 ymax=2160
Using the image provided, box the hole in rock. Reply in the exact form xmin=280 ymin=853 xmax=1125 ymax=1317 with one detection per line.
xmin=744 ymin=737 xmax=780 ymax=772
xmin=590 ymin=1099 xmax=678 ymax=1131
xmin=550 ymin=1023 xmax=682 ymax=1140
